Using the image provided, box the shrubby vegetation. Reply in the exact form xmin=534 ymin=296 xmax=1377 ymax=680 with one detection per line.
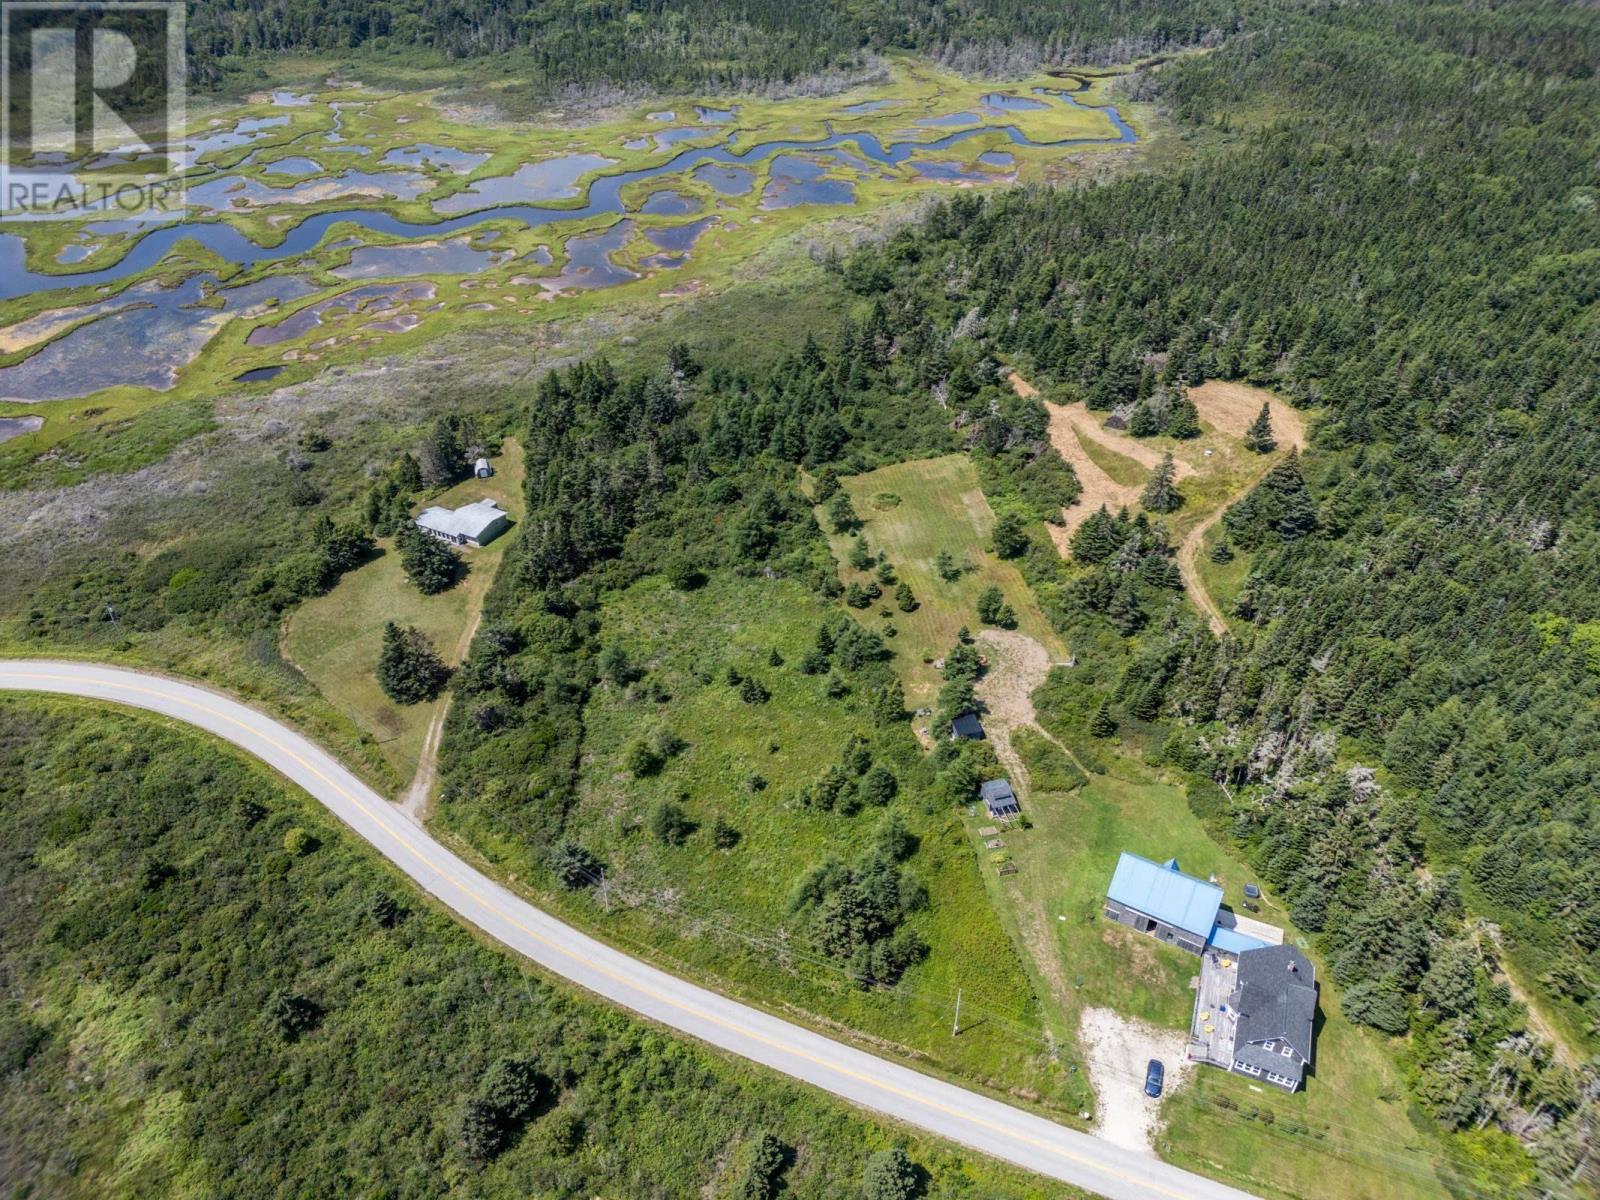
xmin=0 ymin=700 xmax=1052 ymax=1198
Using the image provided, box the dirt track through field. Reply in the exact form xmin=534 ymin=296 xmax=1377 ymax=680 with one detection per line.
xmin=1009 ymin=372 xmax=1309 ymax=635
xmin=973 ymin=628 xmax=1070 ymax=798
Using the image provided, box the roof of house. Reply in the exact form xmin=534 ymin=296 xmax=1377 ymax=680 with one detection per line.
xmin=416 ymin=498 xmax=508 ymax=542
xmin=1106 ymin=852 xmax=1223 ymax=939
xmin=1231 ymin=943 xmax=1317 ymax=1069
xmin=980 ymin=779 xmax=1018 ymax=812
xmin=1209 ymin=924 xmax=1270 ymax=955
xmin=950 ymin=711 xmax=984 ymax=739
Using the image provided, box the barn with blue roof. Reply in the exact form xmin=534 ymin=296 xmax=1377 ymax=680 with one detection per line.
xmin=1104 ymin=851 xmax=1266 ymax=956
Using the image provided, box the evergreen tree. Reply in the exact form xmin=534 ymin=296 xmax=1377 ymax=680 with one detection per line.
xmin=1090 ymin=702 xmax=1117 ymax=738
xmin=1208 ymin=538 xmax=1235 ymax=564
xmin=376 ymin=622 xmax=450 ymax=704
xmin=1128 ymin=402 xmax=1161 ymax=437
xmin=827 ymin=491 xmax=859 ymax=533
xmin=862 ymin=1147 xmax=920 ymax=1200
xmin=1244 ymin=402 xmax=1276 ymax=453
xmin=894 ymin=582 xmax=918 ymax=612
xmin=419 ymin=416 xmax=465 ymax=486
xmin=976 ymin=585 xmax=1005 ymax=624
xmin=991 ymin=512 xmax=1029 ymax=559
xmin=1069 ymin=505 xmax=1121 ymax=564
xmin=397 ymin=525 xmax=460 ymax=594
xmin=1140 ymin=453 xmax=1182 ymax=514
xmin=1166 ymin=393 xmax=1202 ymax=438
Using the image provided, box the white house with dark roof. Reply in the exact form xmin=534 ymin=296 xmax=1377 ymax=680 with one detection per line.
xmin=414 ymin=498 xmax=509 ymax=548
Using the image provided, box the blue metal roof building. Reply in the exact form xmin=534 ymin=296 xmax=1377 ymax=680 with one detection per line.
xmin=1107 ymin=852 xmax=1223 ymax=939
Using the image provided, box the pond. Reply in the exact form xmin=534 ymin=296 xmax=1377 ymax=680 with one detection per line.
xmin=435 ymin=153 xmax=617 ymax=213
xmin=644 ymin=217 xmax=716 ymax=254
xmin=186 ymin=169 xmax=432 ymax=211
xmin=761 ymin=156 xmax=855 ymax=209
xmin=259 ymin=157 xmax=326 ymax=177
xmin=537 ymin=223 xmax=638 ymax=292
xmin=382 ymin=144 xmax=492 ymax=174
xmin=640 ymin=190 xmax=703 ymax=216
xmin=247 ymin=282 xmax=436 ymax=346
xmin=333 ymin=236 xmax=514 ymax=279
xmin=0 ymin=274 xmax=317 ymax=402
xmin=694 ymin=164 xmax=756 ymax=195
xmin=0 ymin=415 xmax=44 ymax=443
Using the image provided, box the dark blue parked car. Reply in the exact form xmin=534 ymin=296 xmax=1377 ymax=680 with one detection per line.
xmin=1144 ymin=1059 xmax=1165 ymax=1098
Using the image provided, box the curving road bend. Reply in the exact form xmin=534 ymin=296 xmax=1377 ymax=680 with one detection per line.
xmin=0 ymin=660 xmax=1257 ymax=1200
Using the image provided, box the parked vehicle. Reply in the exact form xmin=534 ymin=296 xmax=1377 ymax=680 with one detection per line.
xmin=1144 ymin=1059 xmax=1165 ymax=1098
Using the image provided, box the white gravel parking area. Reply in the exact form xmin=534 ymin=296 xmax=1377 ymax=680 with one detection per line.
xmin=1078 ymin=1006 xmax=1193 ymax=1153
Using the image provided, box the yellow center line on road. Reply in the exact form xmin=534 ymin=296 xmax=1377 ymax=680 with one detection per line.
xmin=3 ymin=666 xmax=1222 ymax=1200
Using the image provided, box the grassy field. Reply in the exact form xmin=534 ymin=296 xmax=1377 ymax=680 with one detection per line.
xmin=0 ymin=695 xmax=1077 ymax=1200
xmin=821 ymin=455 xmax=1069 ymax=711
xmin=543 ymin=569 xmax=1081 ymax=1111
xmin=958 ymin=674 xmax=1456 ymax=1200
xmin=284 ymin=439 xmax=524 ymax=784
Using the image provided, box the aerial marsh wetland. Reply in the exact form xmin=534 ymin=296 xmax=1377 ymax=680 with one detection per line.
xmin=0 ymin=59 xmax=1143 ymax=480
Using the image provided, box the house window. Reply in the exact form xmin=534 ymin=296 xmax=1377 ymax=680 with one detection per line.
xmin=1280 ymin=1045 xmax=1294 ymax=1057
xmin=1263 ymin=1041 xmax=1275 ymax=1052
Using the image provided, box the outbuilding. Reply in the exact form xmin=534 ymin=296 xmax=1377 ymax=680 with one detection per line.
xmin=950 ymin=711 xmax=985 ymax=741
xmin=474 ymin=457 xmax=492 ymax=478
xmin=980 ymin=779 xmax=1020 ymax=819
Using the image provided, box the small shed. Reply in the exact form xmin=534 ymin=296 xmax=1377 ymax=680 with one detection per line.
xmin=950 ymin=711 xmax=984 ymax=741
xmin=980 ymin=779 xmax=1020 ymax=819
xmin=474 ymin=457 xmax=492 ymax=478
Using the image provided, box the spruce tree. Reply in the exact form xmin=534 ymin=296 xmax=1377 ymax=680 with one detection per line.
xmin=1090 ymin=702 xmax=1117 ymax=738
xmin=1070 ymin=505 xmax=1120 ymax=564
xmin=1141 ymin=453 xmax=1182 ymax=514
xmin=1167 ymin=393 xmax=1202 ymax=438
xmin=827 ymin=491 xmax=859 ymax=533
xmin=419 ymin=416 xmax=465 ymax=486
xmin=377 ymin=622 xmax=450 ymax=704
xmin=1208 ymin=538 xmax=1235 ymax=563
xmin=992 ymin=512 xmax=1029 ymax=559
xmin=976 ymin=585 xmax=1005 ymax=624
xmin=398 ymin=525 xmax=461 ymax=594
xmin=1244 ymin=402 xmax=1276 ymax=453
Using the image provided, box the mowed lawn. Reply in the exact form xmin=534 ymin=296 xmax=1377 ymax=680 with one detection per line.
xmin=284 ymin=440 xmax=524 ymax=785
xmin=564 ymin=571 xmax=1067 ymax=1104
xmin=967 ymin=716 xmax=1451 ymax=1200
xmin=821 ymin=455 xmax=1068 ymax=710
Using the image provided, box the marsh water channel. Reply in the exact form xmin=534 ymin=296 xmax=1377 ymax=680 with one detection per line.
xmin=0 ymin=88 xmax=1136 ymax=402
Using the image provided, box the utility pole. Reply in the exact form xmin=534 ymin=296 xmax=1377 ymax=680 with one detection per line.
xmin=600 ymin=867 xmax=611 ymax=914
xmin=952 ymin=988 xmax=962 ymax=1037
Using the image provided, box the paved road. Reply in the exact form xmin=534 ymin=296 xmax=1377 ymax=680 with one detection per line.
xmin=0 ymin=660 xmax=1258 ymax=1200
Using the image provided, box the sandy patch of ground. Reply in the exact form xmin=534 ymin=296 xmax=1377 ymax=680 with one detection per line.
xmin=1188 ymin=380 xmax=1307 ymax=451
xmin=1057 ymin=401 xmax=1195 ymax=479
xmin=1078 ymin=1006 xmax=1192 ymax=1153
